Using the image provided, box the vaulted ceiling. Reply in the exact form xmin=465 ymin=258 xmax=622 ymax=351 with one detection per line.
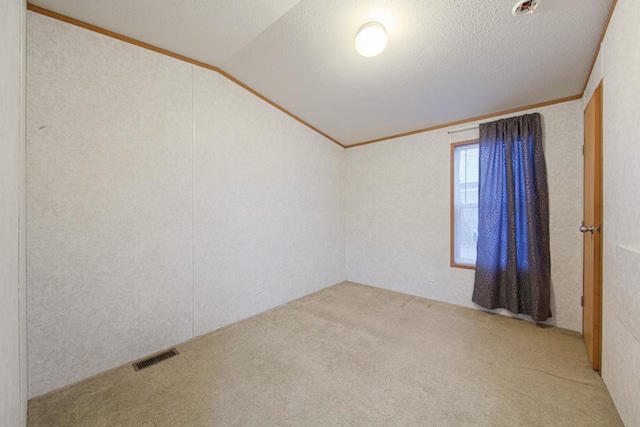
xmin=28 ymin=0 xmax=614 ymax=146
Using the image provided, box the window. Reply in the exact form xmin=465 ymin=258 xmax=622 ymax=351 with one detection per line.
xmin=451 ymin=140 xmax=479 ymax=268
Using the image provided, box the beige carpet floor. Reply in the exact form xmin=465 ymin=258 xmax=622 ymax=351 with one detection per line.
xmin=28 ymin=282 xmax=623 ymax=426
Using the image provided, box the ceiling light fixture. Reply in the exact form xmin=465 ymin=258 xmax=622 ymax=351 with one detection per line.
xmin=355 ymin=22 xmax=387 ymax=57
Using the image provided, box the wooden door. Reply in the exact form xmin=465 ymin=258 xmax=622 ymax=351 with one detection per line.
xmin=582 ymin=83 xmax=603 ymax=371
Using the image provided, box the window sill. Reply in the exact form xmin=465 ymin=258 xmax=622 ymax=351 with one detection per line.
xmin=451 ymin=262 xmax=476 ymax=271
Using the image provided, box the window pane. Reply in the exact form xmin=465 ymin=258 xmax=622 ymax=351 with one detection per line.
xmin=457 ymin=146 xmax=479 ymax=204
xmin=453 ymin=143 xmax=479 ymax=266
xmin=456 ymin=206 xmax=478 ymax=262
xmin=458 ymin=147 xmax=479 ymax=184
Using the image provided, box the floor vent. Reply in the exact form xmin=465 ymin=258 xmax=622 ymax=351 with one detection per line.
xmin=133 ymin=348 xmax=179 ymax=371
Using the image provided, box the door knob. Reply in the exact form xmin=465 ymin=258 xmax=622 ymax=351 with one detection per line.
xmin=580 ymin=224 xmax=600 ymax=234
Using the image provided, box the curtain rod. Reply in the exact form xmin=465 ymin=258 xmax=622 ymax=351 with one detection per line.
xmin=448 ymin=125 xmax=479 ymax=134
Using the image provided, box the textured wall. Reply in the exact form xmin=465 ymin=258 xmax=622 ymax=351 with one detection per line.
xmin=346 ymin=100 xmax=584 ymax=331
xmin=27 ymin=12 xmax=345 ymax=398
xmin=27 ymin=13 xmax=195 ymax=398
xmin=1 ymin=0 xmax=25 ymax=425
xmin=586 ymin=0 xmax=640 ymax=424
xmin=192 ymin=67 xmax=345 ymax=335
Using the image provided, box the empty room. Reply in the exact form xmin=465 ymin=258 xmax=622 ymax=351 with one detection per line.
xmin=2 ymin=0 xmax=639 ymax=426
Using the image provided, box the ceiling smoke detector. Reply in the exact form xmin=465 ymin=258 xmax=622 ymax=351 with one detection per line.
xmin=512 ymin=0 xmax=540 ymax=16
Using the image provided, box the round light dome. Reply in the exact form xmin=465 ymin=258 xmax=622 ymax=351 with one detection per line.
xmin=355 ymin=22 xmax=387 ymax=57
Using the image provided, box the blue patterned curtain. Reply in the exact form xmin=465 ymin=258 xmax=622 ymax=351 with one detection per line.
xmin=472 ymin=113 xmax=551 ymax=322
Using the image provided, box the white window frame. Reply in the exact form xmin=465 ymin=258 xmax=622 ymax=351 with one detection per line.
xmin=451 ymin=140 xmax=479 ymax=269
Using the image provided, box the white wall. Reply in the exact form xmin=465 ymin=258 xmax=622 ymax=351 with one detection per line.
xmin=27 ymin=12 xmax=345 ymax=398
xmin=346 ymin=100 xmax=584 ymax=331
xmin=583 ymin=0 xmax=640 ymax=424
xmin=27 ymin=12 xmax=195 ymax=399
xmin=1 ymin=0 xmax=26 ymax=426
xmin=193 ymin=66 xmax=345 ymax=335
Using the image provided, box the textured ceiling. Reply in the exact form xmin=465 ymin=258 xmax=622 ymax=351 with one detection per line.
xmin=27 ymin=0 xmax=303 ymax=65
xmin=28 ymin=0 xmax=614 ymax=146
